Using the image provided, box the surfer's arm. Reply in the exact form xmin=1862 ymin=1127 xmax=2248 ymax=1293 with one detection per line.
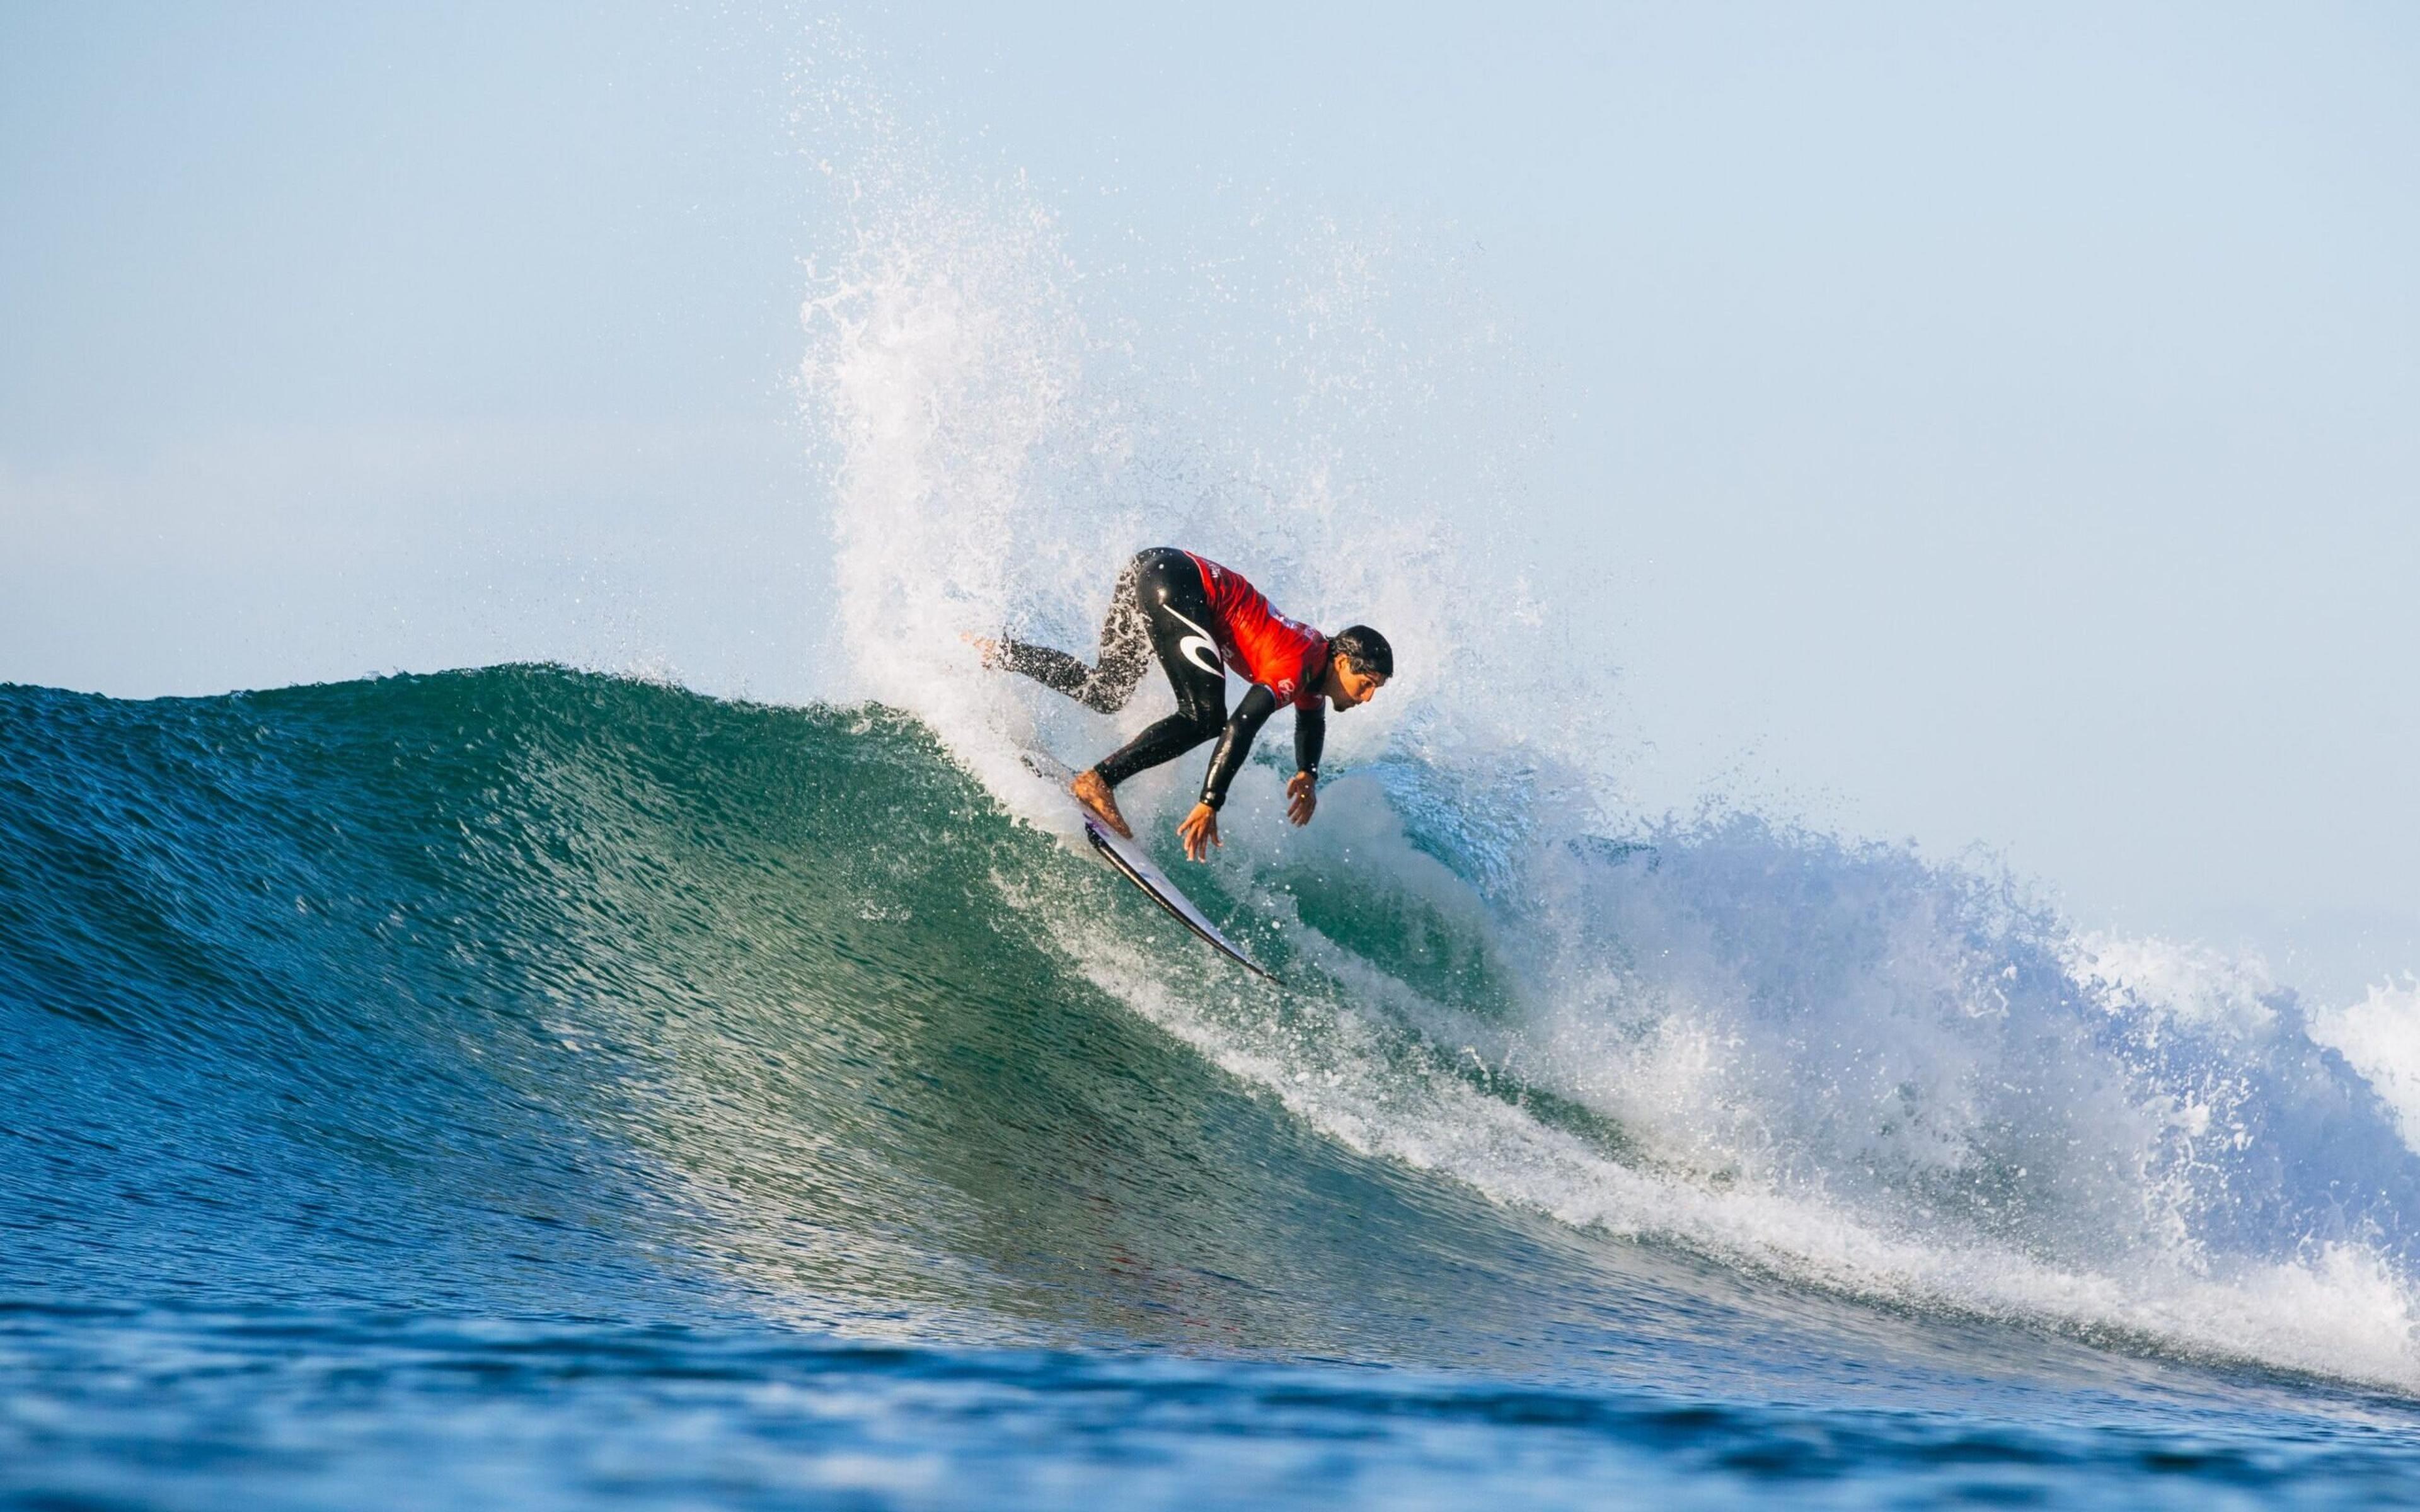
xmin=1287 ymin=704 xmax=1325 ymax=825
xmin=1198 ymin=685 xmax=1280 ymax=811
xmin=1294 ymin=701 xmax=1325 ymax=777
xmin=1187 ymin=685 xmax=1318 ymax=861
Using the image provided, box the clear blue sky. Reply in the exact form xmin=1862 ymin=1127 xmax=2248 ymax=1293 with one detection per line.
xmin=4 ymin=3 xmax=2416 ymax=995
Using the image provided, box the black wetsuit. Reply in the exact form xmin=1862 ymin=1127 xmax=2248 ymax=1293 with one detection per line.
xmin=995 ymin=547 xmax=1327 ymax=809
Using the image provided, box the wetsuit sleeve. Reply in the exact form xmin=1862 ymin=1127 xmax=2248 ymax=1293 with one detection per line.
xmin=1294 ymin=701 xmax=1325 ymax=778
xmin=1199 ymin=684 xmax=1281 ymax=810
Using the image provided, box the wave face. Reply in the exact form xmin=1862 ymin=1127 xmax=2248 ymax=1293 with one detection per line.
xmin=8 ymin=665 xmax=2420 ymax=1401
xmin=0 ymin=667 xmax=1727 ymax=1377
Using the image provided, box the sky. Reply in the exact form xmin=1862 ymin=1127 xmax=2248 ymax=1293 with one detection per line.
xmin=4 ymin=3 xmax=2416 ymax=997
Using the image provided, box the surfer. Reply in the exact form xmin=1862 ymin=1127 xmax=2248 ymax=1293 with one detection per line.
xmin=974 ymin=547 xmax=1392 ymax=862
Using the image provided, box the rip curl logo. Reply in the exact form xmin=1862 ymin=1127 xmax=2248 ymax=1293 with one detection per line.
xmin=1163 ymin=604 xmax=1225 ymax=677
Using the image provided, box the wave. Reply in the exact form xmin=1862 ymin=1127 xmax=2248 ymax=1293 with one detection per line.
xmin=6 ymin=667 xmax=2419 ymax=1394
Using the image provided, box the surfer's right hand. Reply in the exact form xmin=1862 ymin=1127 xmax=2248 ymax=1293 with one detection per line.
xmin=1178 ymin=803 xmax=1221 ymax=862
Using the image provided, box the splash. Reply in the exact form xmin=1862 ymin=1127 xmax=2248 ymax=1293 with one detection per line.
xmin=2312 ymin=978 xmax=2420 ymax=1152
xmin=792 ymin=37 xmax=1603 ymax=837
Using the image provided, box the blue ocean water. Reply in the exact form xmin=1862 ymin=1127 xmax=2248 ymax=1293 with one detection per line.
xmin=7 ymin=668 xmax=2420 ymax=1508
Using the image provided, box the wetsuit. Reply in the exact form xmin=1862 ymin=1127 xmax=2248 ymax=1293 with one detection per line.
xmin=995 ymin=547 xmax=1328 ymax=809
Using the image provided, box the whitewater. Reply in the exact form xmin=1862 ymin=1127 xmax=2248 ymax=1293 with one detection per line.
xmin=9 ymin=60 xmax=2420 ymax=1512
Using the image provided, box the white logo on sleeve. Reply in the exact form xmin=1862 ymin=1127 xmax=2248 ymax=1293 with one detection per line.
xmin=1163 ymin=604 xmax=1225 ymax=677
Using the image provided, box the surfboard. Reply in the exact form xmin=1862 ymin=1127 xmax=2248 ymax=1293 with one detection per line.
xmin=1027 ymin=755 xmax=1278 ymax=983
xmin=1080 ymin=811 xmax=1279 ymax=982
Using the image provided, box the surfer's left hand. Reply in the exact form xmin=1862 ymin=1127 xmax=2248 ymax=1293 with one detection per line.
xmin=1286 ymin=771 xmax=1317 ymax=827
xmin=1178 ymin=803 xmax=1221 ymax=862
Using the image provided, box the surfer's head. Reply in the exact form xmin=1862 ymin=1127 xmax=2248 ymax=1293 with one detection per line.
xmin=1325 ymin=626 xmax=1392 ymax=710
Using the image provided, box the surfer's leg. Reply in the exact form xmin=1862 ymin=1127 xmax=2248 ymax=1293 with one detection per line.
xmin=1076 ymin=556 xmax=1155 ymax=711
xmin=991 ymin=641 xmax=1086 ymax=694
xmin=993 ymin=555 xmax=1153 ymax=713
xmin=1092 ymin=711 xmax=1221 ymax=788
xmin=1091 ymin=552 xmax=1228 ymax=789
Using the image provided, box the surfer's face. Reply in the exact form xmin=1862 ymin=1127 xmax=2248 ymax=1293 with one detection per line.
xmin=1330 ymin=658 xmax=1388 ymax=711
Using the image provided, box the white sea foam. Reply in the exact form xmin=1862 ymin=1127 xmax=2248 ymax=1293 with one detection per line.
xmin=793 ymin=65 xmax=2420 ymax=1390
xmin=2311 ymin=978 xmax=2420 ymax=1153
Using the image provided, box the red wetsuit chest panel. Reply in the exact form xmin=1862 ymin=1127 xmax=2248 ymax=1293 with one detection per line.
xmin=1185 ymin=553 xmax=1328 ymax=708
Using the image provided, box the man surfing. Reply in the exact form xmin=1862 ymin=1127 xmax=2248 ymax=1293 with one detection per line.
xmin=975 ymin=547 xmax=1392 ymax=862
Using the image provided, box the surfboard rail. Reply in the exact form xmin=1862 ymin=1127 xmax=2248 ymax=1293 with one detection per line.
xmin=1022 ymin=750 xmax=1277 ymax=982
xmin=1081 ymin=816 xmax=1279 ymax=982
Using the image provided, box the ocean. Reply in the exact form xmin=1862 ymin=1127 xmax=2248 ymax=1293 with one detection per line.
xmin=6 ymin=665 xmax=2420 ymax=1508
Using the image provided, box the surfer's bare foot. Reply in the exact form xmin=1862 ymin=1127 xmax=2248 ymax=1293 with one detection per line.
xmin=1071 ymin=769 xmax=1132 ymax=839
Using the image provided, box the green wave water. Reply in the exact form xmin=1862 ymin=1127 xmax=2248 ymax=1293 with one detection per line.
xmin=0 ymin=665 xmax=1695 ymax=1366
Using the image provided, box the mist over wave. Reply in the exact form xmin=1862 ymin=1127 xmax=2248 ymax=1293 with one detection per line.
xmin=790 ymin=68 xmax=2420 ymax=1390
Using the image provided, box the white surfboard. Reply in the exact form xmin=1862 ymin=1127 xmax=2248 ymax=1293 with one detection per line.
xmin=1027 ymin=755 xmax=1278 ymax=983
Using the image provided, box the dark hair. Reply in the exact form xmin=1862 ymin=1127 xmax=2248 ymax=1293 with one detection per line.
xmin=1328 ymin=624 xmax=1393 ymax=679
